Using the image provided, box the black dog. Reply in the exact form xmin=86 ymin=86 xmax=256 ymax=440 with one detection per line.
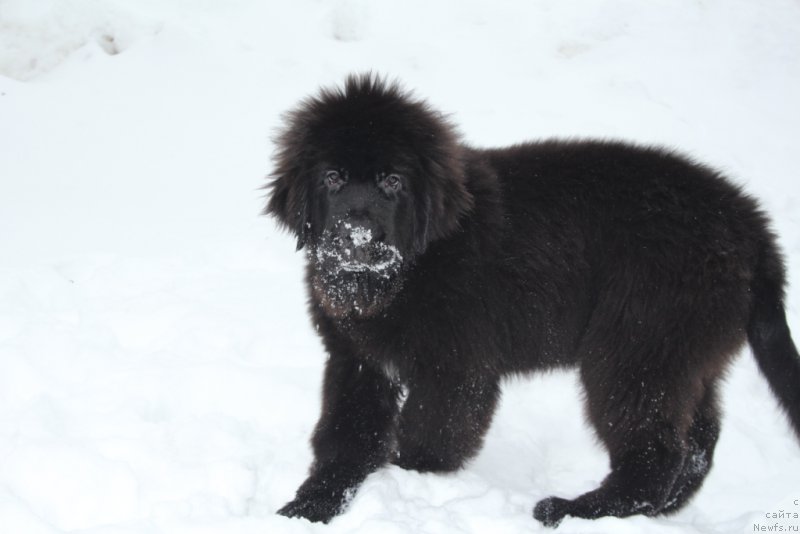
xmin=267 ymin=74 xmax=800 ymax=526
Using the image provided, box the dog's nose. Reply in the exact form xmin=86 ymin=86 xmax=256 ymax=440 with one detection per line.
xmin=333 ymin=218 xmax=384 ymax=247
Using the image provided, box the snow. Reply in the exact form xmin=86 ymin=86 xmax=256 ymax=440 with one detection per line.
xmin=1 ymin=0 xmax=799 ymax=532
xmin=316 ymin=239 xmax=403 ymax=275
xmin=347 ymin=225 xmax=373 ymax=248
xmin=314 ymin=223 xmax=402 ymax=276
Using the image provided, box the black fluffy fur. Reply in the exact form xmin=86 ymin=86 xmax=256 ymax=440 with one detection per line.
xmin=267 ymin=74 xmax=800 ymax=526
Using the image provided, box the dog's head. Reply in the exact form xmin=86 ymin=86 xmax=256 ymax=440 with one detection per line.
xmin=266 ymin=74 xmax=473 ymax=317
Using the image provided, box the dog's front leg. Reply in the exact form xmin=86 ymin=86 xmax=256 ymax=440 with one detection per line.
xmin=278 ymin=354 xmax=399 ymax=523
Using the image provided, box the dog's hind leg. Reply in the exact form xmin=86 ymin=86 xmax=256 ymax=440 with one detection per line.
xmin=660 ymin=380 xmax=721 ymax=514
xmin=534 ymin=376 xmax=689 ymax=526
xmin=534 ymin=318 xmax=714 ymax=527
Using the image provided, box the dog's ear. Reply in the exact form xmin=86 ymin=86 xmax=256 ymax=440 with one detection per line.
xmin=266 ymin=102 xmax=315 ymax=251
xmin=413 ymin=194 xmax=431 ymax=255
xmin=417 ymin=127 xmax=474 ymax=246
xmin=409 ymin=149 xmax=472 ymax=254
xmin=265 ymin=164 xmax=310 ymax=251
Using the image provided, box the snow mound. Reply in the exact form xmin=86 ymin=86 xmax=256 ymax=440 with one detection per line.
xmin=0 ymin=0 xmax=157 ymax=80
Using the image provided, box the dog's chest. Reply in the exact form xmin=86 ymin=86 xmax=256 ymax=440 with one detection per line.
xmin=340 ymin=311 xmax=421 ymax=377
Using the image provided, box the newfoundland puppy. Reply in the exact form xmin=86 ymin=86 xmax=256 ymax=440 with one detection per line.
xmin=266 ymin=74 xmax=799 ymax=526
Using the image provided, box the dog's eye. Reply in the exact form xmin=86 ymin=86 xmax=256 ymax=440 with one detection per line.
xmin=383 ymin=174 xmax=402 ymax=191
xmin=325 ymin=170 xmax=344 ymax=188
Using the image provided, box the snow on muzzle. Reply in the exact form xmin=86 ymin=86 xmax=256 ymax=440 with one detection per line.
xmin=315 ymin=223 xmax=403 ymax=275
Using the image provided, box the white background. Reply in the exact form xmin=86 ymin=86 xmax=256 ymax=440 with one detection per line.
xmin=1 ymin=1 xmax=798 ymax=532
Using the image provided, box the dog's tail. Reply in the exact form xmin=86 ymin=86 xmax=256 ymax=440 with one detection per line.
xmin=747 ymin=241 xmax=800 ymax=441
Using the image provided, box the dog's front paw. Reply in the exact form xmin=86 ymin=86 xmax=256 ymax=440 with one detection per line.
xmin=277 ymin=472 xmax=357 ymax=524
xmin=277 ymin=492 xmax=344 ymax=524
xmin=533 ymin=496 xmax=572 ymax=527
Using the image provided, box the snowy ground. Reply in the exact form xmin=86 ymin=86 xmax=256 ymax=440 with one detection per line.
xmin=1 ymin=1 xmax=799 ymax=533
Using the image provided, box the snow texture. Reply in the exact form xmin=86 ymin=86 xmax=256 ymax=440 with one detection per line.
xmin=314 ymin=224 xmax=402 ymax=275
xmin=1 ymin=0 xmax=799 ymax=533
xmin=347 ymin=225 xmax=373 ymax=248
